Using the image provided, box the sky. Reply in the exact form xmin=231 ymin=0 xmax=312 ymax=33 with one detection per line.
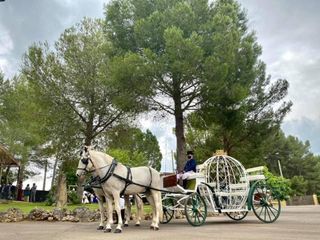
xmin=1 ymin=0 xmax=319 ymax=188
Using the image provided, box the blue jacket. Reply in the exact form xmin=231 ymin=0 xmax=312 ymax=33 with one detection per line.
xmin=184 ymin=158 xmax=196 ymax=172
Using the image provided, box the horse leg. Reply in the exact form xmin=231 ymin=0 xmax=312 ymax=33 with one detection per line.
xmin=124 ymin=195 xmax=131 ymax=227
xmin=151 ymin=190 xmax=161 ymax=230
xmin=146 ymin=194 xmax=156 ymax=229
xmin=104 ymin=195 xmax=113 ymax=233
xmin=113 ymin=194 xmax=123 ymax=233
xmin=134 ymin=194 xmax=143 ymax=226
xmin=97 ymin=196 xmax=105 ymax=230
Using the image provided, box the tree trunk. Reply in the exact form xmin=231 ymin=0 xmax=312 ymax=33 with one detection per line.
xmin=17 ymin=164 xmax=25 ymax=190
xmin=0 ymin=165 xmax=3 ymax=185
xmin=223 ymin=135 xmax=232 ymax=155
xmin=175 ymin=111 xmax=186 ymax=172
xmin=43 ymin=159 xmax=48 ymax=190
xmin=76 ymin=134 xmax=92 ymax=200
xmin=174 ymin=91 xmax=186 ymax=172
xmin=15 ymin=165 xmax=25 ymax=201
xmin=56 ymin=173 xmax=67 ymax=208
xmin=51 ymin=158 xmax=58 ymax=188
xmin=4 ymin=166 xmax=10 ymax=184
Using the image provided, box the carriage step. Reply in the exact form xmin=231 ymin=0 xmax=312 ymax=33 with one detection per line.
xmin=215 ymin=191 xmax=247 ymax=196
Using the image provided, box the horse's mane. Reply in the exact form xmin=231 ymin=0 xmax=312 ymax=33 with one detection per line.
xmin=89 ymin=149 xmax=114 ymax=163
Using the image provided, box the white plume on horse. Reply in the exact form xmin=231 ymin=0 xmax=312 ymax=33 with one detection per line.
xmin=76 ymin=146 xmax=163 ymax=233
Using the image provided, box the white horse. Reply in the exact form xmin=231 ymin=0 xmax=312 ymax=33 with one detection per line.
xmin=87 ymin=181 xmax=144 ymax=229
xmin=76 ymin=146 xmax=162 ymax=233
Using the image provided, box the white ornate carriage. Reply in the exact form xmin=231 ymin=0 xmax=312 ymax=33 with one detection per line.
xmin=161 ymin=153 xmax=281 ymax=226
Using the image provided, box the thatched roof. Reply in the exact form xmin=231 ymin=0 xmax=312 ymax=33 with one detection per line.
xmin=0 ymin=145 xmax=20 ymax=166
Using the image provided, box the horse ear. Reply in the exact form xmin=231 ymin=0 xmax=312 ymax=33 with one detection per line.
xmin=84 ymin=145 xmax=92 ymax=152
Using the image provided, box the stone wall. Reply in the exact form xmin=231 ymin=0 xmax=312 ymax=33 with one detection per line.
xmin=0 ymin=206 xmax=155 ymax=223
xmin=286 ymin=195 xmax=318 ymax=206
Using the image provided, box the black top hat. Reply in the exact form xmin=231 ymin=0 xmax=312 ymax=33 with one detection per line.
xmin=187 ymin=150 xmax=194 ymax=155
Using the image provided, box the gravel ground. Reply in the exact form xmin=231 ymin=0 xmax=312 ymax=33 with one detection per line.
xmin=0 ymin=205 xmax=319 ymax=240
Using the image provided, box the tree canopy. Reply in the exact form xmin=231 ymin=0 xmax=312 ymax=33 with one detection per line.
xmin=104 ymin=0 xmax=291 ymax=171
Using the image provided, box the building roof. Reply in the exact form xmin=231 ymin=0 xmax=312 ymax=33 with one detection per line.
xmin=0 ymin=145 xmax=20 ymax=166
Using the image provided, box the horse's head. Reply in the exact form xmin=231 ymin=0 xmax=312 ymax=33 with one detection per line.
xmin=76 ymin=146 xmax=95 ymax=177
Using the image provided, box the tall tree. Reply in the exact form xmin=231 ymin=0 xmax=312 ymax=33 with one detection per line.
xmin=0 ymin=74 xmax=47 ymax=184
xmin=105 ymin=0 xmax=291 ymax=170
xmin=105 ymin=0 xmax=216 ymax=171
xmin=264 ymin=132 xmax=320 ymax=195
xmin=188 ymin=0 xmax=292 ymax=162
xmin=22 ymin=18 xmax=138 ymax=200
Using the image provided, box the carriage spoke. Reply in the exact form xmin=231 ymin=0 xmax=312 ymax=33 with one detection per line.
xmin=266 ymin=206 xmax=272 ymax=222
xmin=251 ymin=182 xmax=281 ymax=223
xmin=185 ymin=193 xmax=207 ymax=226
xmin=267 ymin=206 xmax=277 ymax=218
xmin=258 ymin=205 xmax=264 ymax=217
xmin=269 ymin=205 xmax=279 ymax=213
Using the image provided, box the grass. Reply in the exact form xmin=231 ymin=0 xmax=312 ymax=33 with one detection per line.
xmin=0 ymin=200 xmax=152 ymax=214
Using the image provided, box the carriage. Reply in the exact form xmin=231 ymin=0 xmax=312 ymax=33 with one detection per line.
xmin=161 ymin=153 xmax=281 ymax=226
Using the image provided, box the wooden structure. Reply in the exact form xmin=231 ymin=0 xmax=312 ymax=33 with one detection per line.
xmin=0 ymin=144 xmax=20 ymax=185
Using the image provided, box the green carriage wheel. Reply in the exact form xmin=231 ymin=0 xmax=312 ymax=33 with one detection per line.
xmin=225 ymin=211 xmax=248 ymax=221
xmin=251 ymin=182 xmax=281 ymax=223
xmin=184 ymin=192 xmax=207 ymax=227
xmin=160 ymin=197 xmax=175 ymax=224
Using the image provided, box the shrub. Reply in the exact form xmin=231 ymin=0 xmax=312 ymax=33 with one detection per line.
xmin=68 ymin=190 xmax=81 ymax=204
xmin=45 ymin=186 xmax=56 ymax=206
xmin=290 ymin=175 xmax=308 ymax=196
xmin=264 ymin=168 xmax=292 ymax=201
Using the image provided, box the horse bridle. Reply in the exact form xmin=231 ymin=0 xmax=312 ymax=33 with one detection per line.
xmin=77 ymin=153 xmax=96 ymax=174
xmin=77 ymin=153 xmax=116 ymax=175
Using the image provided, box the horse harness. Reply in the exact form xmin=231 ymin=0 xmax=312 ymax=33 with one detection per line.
xmin=84 ymin=157 xmax=154 ymax=196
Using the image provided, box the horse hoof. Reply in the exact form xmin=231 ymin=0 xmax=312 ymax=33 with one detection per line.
xmin=150 ymin=226 xmax=159 ymax=231
xmin=104 ymin=228 xmax=112 ymax=233
xmin=124 ymin=223 xmax=129 ymax=227
xmin=97 ymin=226 xmax=104 ymax=230
xmin=114 ymin=229 xmax=122 ymax=233
xmin=135 ymin=224 xmax=140 ymax=227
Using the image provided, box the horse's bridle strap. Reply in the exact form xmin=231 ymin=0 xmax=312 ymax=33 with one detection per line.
xmin=99 ymin=159 xmax=118 ymax=184
xmin=120 ymin=166 xmax=132 ymax=196
xmin=77 ymin=158 xmax=114 ymax=174
xmin=77 ymin=158 xmax=96 ymax=173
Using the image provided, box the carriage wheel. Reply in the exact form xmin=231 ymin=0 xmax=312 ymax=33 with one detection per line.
xmin=184 ymin=192 xmax=207 ymax=227
xmin=160 ymin=197 xmax=175 ymax=224
xmin=225 ymin=211 xmax=248 ymax=221
xmin=251 ymin=182 xmax=281 ymax=223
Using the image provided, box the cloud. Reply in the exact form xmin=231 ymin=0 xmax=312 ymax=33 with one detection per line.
xmin=282 ymin=118 xmax=320 ymax=154
xmin=0 ymin=0 xmax=106 ymax=78
xmin=0 ymin=26 xmax=13 ymax=55
xmin=269 ymin=49 xmax=320 ymax=121
xmin=239 ymin=0 xmax=320 ymax=154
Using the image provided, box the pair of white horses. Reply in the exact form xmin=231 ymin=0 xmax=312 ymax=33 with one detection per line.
xmin=76 ymin=146 xmax=162 ymax=233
